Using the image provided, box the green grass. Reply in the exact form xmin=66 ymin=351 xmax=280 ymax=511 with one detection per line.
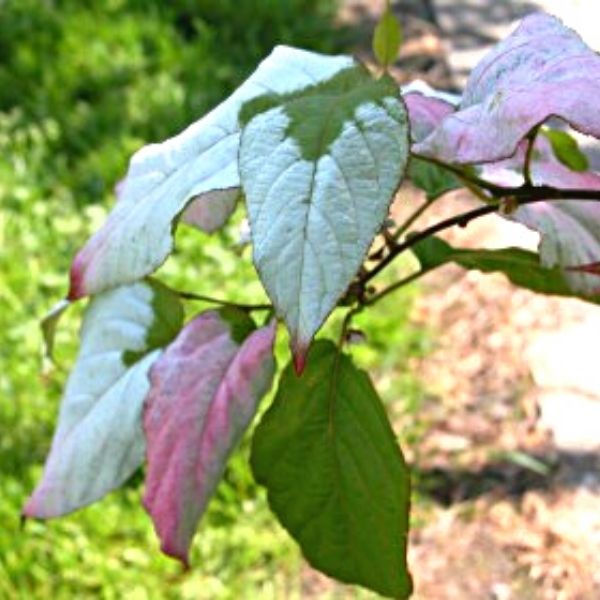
xmin=0 ymin=1 xmax=430 ymax=596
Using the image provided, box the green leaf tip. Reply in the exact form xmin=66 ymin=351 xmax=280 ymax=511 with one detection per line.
xmin=542 ymin=128 xmax=589 ymax=172
xmin=373 ymin=7 xmax=403 ymax=70
xmin=41 ymin=299 xmax=71 ymax=361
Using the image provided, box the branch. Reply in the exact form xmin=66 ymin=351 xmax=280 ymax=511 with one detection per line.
xmin=363 ymin=192 xmax=600 ymax=285
xmin=411 ymin=152 xmax=508 ymax=196
xmin=522 ymin=125 xmax=541 ymax=186
xmin=364 ymin=269 xmax=428 ymax=306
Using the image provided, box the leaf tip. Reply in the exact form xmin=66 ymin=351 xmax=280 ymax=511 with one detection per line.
xmin=161 ymin=542 xmax=191 ymax=570
xmin=567 ymin=261 xmax=600 ymax=275
xmin=292 ymin=342 xmax=309 ymax=376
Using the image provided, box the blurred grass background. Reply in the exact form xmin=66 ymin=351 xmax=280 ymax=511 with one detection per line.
xmin=0 ymin=1 xmax=429 ymax=596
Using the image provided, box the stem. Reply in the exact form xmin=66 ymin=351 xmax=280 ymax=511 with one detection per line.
xmin=523 ymin=125 xmax=540 ymax=186
xmin=393 ymin=197 xmax=437 ymax=241
xmin=412 ymin=153 xmax=508 ymax=195
xmin=363 ymin=193 xmax=600 ymax=285
xmin=410 ymin=153 xmax=600 ymax=203
xmin=338 ymin=306 xmax=362 ymax=349
xmin=176 ymin=290 xmax=272 ymax=312
xmin=364 ymin=269 xmax=428 ymax=306
xmin=457 ymin=174 xmax=493 ymax=203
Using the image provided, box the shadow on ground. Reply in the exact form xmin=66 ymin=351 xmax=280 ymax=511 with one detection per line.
xmin=415 ymin=450 xmax=600 ymax=506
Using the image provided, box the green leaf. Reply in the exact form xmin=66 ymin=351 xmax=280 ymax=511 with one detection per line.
xmin=373 ymin=8 xmax=403 ymax=70
xmin=251 ymin=340 xmax=412 ymax=598
xmin=542 ymin=129 xmax=589 ymax=172
xmin=407 ymin=157 xmax=462 ymax=200
xmin=412 ymin=236 xmax=600 ymax=302
xmin=240 ymin=66 xmax=410 ymax=367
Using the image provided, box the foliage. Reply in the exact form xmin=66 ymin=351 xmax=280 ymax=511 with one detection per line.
xmin=1 ymin=2 xmax=418 ymax=597
xmin=10 ymin=6 xmax=600 ymax=600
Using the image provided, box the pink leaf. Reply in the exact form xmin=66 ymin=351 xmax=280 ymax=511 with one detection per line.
xmin=482 ymin=136 xmax=600 ymax=295
xmin=143 ymin=313 xmax=276 ymax=565
xmin=414 ymin=13 xmax=600 ymax=164
xmin=181 ymin=189 xmax=239 ymax=233
xmin=402 ymin=87 xmax=456 ymax=143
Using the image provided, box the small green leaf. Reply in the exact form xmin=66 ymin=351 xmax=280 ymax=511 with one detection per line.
xmin=251 ymin=340 xmax=412 ymax=599
xmin=408 ymin=157 xmax=462 ymax=200
xmin=542 ymin=129 xmax=589 ymax=172
xmin=40 ymin=299 xmax=71 ymax=360
xmin=373 ymin=8 xmax=403 ymax=70
xmin=412 ymin=236 xmax=600 ymax=302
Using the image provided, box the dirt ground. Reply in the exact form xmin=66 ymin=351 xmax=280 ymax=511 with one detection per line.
xmin=327 ymin=2 xmax=600 ymax=598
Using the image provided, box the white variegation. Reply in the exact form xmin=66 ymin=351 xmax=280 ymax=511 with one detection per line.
xmin=24 ymin=282 xmax=181 ymax=518
xmin=241 ymin=94 xmax=409 ymax=364
xmin=69 ymin=46 xmax=354 ymax=299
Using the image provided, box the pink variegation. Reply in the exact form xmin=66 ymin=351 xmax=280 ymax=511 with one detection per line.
xmin=482 ymin=136 xmax=600 ymax=295
xmin=403 ymin=92 xmax=454 ymax=143
xmin=414 ymin=13 xmax=600 ymax=164
xmin=401 ymin=81 xmax=457 ymax=143
xmin=143 ymin=312 xmax=276 ymax=565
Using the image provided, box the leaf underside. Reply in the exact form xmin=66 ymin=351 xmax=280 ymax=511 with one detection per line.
xmin=415 ymin=13 xmax=600 ymax=164
xmin=412 ymin=236 xmax=600 ymax=303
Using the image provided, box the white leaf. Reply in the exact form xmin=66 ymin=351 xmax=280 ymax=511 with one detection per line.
xmin=240 ymin=67 xmax=409 ymax=368
xmin=69 ymin=46 xmax=354 ymax=299
xmin=24 ymin=281 xmax=183 ymax=518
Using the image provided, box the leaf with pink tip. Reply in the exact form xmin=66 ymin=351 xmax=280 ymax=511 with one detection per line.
xmin=515 ymin=160 xmax=600 ymax=295
xmin=24 ymin=280 xmax=184 ymax=519
xmin=143 ymin=311 xmax=276 ymax=565
xmin=68 ymin=46 xmax=355 ymax=300
xmin=481 ymin=135 xmax=600 ymax=295
xmin=414 ymin=13 xmax=600 ymax=164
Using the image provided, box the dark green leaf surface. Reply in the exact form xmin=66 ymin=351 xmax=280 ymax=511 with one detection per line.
xmin=412 ymin=236 xmax=600 ymax=302
xmin=251 ymin=340 xmax=412 ymax=598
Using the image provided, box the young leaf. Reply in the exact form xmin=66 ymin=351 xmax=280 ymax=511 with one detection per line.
xmin=251 ymin=340 xmax=412 ymax=599
xmin=40 ymin=299 xmax=70 ymax=361
xmin=415 ymin=13 xmax=600 ymax=163
xmin=24 ymin=280 xmax=183 ymax=519
xmin=541 ymin=129 xmax=589 ymax=172
xmin=412 ymin=236 xmax=600 ymax=302
xmin=143 ymin=312 xmax=276 ymax=566
xmin=240 ymin=66 xmax=409 ymax=368
xmin=372 ymin=7 xmax=402 ymax=70
xmin=68 ymin=46 xmax=355 ymax=299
